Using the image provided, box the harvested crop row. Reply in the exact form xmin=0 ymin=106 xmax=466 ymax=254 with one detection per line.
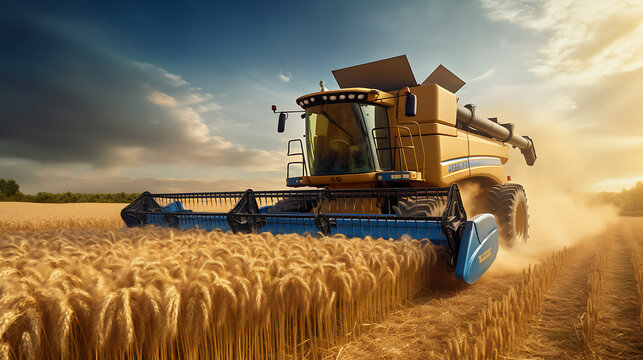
xmin=0 ymin=226 xmax=436 ymax=360
xmin=580 ymin=249 xmax=608 ymax=349
xmin=444 ymin=247 xmax=571 ymax=359
xmin=626 ymin=237 xmax=643 ymax=329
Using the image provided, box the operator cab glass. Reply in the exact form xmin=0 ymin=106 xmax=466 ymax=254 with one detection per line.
xmin=305 ymin=103 xmax=390 ymax=176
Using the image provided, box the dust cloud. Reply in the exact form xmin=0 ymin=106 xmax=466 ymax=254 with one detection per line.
xmin=472 ymin=105 xmax=620 ymax=273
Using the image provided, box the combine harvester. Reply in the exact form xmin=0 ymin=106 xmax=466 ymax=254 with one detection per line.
xmin=122 ymin=55 xmax=536 ymax=284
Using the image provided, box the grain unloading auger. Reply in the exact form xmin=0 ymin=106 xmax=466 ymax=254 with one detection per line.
xmin=122 ymin=55 xmax=537 ymax=284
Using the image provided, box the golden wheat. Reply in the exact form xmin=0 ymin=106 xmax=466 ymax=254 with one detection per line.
xmin=0 ymin=202 xmax=124 ymax=233
xmin=0 ymin=218 xmax=122 ymax=233
xmin=0 ymin=225 xmax=437 ymax=359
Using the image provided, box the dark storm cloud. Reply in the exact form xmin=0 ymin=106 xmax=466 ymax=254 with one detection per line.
xmin=0 ymin=17 xmax=279 ymax=170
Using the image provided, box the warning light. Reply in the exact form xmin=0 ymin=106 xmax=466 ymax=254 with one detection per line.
xmin=507 ymin=176 xmax=512 ymax=181
xmin=271 ymin=105 xmax=277 ymax=112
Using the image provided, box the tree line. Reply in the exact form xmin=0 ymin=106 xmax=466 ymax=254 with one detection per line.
xmin=0 ymin=179 xmax=140 ymax=203
xmin=593 ymin=181 xmax=643 ymax=216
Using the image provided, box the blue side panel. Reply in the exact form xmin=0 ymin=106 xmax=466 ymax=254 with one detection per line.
xmin=376 ymin=171 xmax=415 ymax=182
xmin=147 ymin=213 xmax=232 ymax=232
xmin=253 ymin=215 xmax=448 ymax=246
xmin=146 ymin=201 xmax=231 ymax=232
xmin=261 ymin=216 xmax=318 ymax=235
xmin=287 ymin=177 xmax=304 ymax=186
xmin=147 ymin=202 xmax=451 ymax=244
xmin=331 ymin=218 xmax=447 ymax=246
xmin=455 ymin=213 xmax=499 ymax=284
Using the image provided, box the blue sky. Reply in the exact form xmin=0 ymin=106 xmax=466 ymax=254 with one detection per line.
xmin=1 ymin=0 xmax=641 ymax=193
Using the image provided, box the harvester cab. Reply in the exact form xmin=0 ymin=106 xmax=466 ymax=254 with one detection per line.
xmin=122 ymin=55 xmax=537 ymax=285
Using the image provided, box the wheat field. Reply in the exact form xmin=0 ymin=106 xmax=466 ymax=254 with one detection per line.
xmin=0 ymin=202 xmax=124 ymax=233
xmin=0 ymin=201 xmax=438 ymax=360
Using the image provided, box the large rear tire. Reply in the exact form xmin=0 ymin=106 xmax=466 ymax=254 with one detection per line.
xmin=486 ymin=184 xmax=529 ymax=247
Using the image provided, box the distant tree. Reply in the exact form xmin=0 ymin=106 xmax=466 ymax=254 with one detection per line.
xmin=595 ymin=181 xmax=643 ymax=215
xmin=621 ymin=181 xmax=643 ymax=211
xmin=0 ymin=185 xmax=140 ymax=203
xmin=0 ymin=179 xmax=20 ymax=196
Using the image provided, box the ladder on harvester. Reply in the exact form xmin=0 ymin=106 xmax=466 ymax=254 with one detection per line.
xmin=372 ymin=121 xmax=425 ymax=179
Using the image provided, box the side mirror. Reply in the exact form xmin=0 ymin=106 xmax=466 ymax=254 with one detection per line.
xmin=277 ymin=112 xmax=287 ymax=133
xmin=405 ymin=93 xmax=417 ymax=117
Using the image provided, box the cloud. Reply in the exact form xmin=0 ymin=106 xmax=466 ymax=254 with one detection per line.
xmin=481 ymin=0 xmax=643 ymax=85
xmin=279 ymin=71 xmax=292 ymax=82
xmin=195 ymin=102 xmax=223 ymax=113
xmin=547 ymin=94 xmax=576 ymax=110
xmin=471 ymin=67 xmax=496 ymax=81
xmin=0 ymin=18 xmax=280 ymax=172
xmin=147 ymin=91 xmax=177 ymax=107
xmin=134 ymin=61 xmax=189 ymax=86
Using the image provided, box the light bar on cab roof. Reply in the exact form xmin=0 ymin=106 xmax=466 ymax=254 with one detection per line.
xmin=297 ymin=91 xmax=368 ymax=108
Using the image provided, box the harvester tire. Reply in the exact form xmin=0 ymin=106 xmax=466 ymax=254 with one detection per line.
xmin=267 ymin=198 xmax=315 ymax=213
xmin=486 ymin=184 xmax=529 ymax=247
xmin=391 ymin=197 xmax=446 ymax=217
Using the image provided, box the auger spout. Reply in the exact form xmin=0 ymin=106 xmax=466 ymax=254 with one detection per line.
xmin=456 ymin=104 xmax=537 ymax=166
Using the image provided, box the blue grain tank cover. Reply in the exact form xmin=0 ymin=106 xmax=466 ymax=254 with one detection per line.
xmin=455 ymin=213 xmax=499 ymax=284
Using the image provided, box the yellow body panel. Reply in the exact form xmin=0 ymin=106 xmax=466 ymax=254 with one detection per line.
xmin=395 ymin=84 xmax=457 ymax=126
xmin=470 ymin=166 xmax=507 ymax=185
xmin=468 ymin=133 xmax=509 ymax=164
xmin=299 ymin=172 xmax=378 ymax=186
xmin=423 ymin=132 xmax=472 ymax=187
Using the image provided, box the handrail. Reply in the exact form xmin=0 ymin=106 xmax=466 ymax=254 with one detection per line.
xmin=286 ymin=139 xmax=307 ymax=178
xmin=399 ymin=121 xmax=426 ymax=177
xmin=371 ymin=125 xmax=420 ymax=173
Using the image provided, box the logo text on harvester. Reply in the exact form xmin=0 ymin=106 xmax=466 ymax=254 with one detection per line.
xmin=478 ymin=248 xmax=491 ymax=263
xmin=448 ymin=161 xmax=468 ymax=173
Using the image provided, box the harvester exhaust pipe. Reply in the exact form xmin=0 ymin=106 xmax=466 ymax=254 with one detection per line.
xmin=457 ymin=104 xmax=537 ymax=166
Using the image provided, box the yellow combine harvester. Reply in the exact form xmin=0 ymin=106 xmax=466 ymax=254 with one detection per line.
xmin=276 ymin=55 xmax=535 ymax=246
xmin=123 ymin=55 xmax=536 ymax=284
